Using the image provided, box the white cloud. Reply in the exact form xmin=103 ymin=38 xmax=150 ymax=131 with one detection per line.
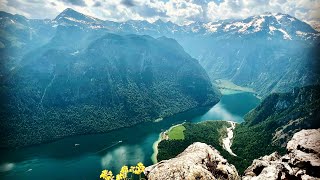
xmin=0 ymin=0 xmax=319 ymax=26
xmin=165 ymin=0 xmax=203 ymax=24
xmin=207 ymin=0 xmax=320 ymax=26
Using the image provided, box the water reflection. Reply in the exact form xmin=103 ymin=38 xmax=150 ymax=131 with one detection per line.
xmin=0 ymin=163 xmax=15 ymax=172
xmin=101 ymin=145 xmax=145 ymax=171
xmin=195 ymin=103 xmax=243 ymax=122
xmin=0 ymin=92 xmax=260 ymax=180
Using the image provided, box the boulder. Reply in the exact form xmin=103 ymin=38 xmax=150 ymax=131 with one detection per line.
xmin=145 ymin=142 xmax=240 ymax=180
xmin=243 ymin=129 xmax=320 ymax=180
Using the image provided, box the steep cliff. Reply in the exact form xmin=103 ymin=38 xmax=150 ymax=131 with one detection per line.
xmin=145 ymin=142 xmax=240 ymax=180
xmin=231 ymin=85 xmax=320 ymax=172
xmin=0 ymin=31 xmax=220 ymax=148
xmin=146 ymin=129 xmax=320 ymax=180
xmin=243 ymin=129 xmax=320 ymax=180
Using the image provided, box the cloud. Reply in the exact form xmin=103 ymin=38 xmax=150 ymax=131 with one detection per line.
xmin=127 ymin=1 xmax=168 ymax=18
xmin=93 ymin=1 xmax=102 ymax=7
xmin=59 ymin=0 xmax=86 ymax=7
xmin=121 ymin=0 xmax=136 ymax=7
xmin=0 ymin=0 xmax=61 ymax=19
xmin=165 ymin=0 xmax=204 ymax=24
xmin=0 ymin=0 xmax=319 ymax=27
xmin=135 ymin=4 xmax=168 ymax=18
xmin=206 ymin=0 xmax=320 ymax=25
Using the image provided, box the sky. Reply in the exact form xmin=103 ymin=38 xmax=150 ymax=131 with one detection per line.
xmin=0 ymin=0 xmax=319 ymax=27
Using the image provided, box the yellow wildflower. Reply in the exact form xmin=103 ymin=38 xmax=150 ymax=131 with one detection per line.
xmin=129 ymin=166 xmax=138 ymax=175
xmin=120 ymin=166 xmax=129 ymax=178
xmin=100 ymin=169 xmax=114 ymax=180
xmin=129 ymin=166 xmax=135 ymax=173
xmin=116 ymin=174 xmax=123 ymax=180
xmin=137 ymin=162 xmax=145 ymax=173
xmin=129 ymin=162 xmax=146 ymax=175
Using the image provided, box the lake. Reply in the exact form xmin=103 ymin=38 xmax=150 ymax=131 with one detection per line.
xmin=0 ymin=91 xmax=260 ymax=180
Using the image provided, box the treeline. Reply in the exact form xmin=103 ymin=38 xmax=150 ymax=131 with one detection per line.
xmin=158 ymin=85 xmax=320 ymax=174
xmin=157 ymin=121 xmax=231 ymax=161
xmin=0 ymin=33 xmax=220 ymax=148
xmin=231 ymin=85 xmax=320 ymax=173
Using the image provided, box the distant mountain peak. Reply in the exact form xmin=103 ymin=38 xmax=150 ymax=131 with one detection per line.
xmin=154 ymin=19 xmax=164 ymax=24
xmin=62 ymin=8 xmax=76 ymax=13
xmin=54 ymin=8 xmax=101 ymax=25
xmin=55 ymin=8 xmax=80 ymax=19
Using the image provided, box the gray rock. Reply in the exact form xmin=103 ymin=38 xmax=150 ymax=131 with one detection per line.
xmin=145 ymin=142 xmax=240 ymax=180
xmin=243 ymin=129 xmax=320 ymax=180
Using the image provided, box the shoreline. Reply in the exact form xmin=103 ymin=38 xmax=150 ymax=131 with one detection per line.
xmin=219 ymin=88 xmax=262 ymax=100
xmin=151 ymin=123 xmax=185 ymax=164
xmin=151 ymin=120 xmax=240 ymax=163
xmin=151 ymin=133 xmax=162 ymax=164
xmin=215 ymin=79 xmax=255 ymax=93
xmin=1 ymin=104 xmax=214 ymax=150
xmin=215 ymin=79 xmax=263 ymax=99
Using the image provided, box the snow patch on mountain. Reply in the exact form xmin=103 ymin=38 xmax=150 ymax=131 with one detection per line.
xmin=278 ymin=28 xmax=292 ymax=40
xmin=269 ymin=26 xmax=277 ymax=34
xmin=6 ymin=8 xmax=317 ymax=41
xmin=203 ymin=22 xmax=221 ymax=33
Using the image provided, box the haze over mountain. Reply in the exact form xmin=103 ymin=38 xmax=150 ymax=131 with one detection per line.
xmin=0 ymin=6 xmax=320 ymax=180
xmin=0 ymin=9 xmax=220 ymax=148
xmin=1 ymin=8 xmax=319 ymax=97
xmin=0 ymin=6 xmax=319 ymax=151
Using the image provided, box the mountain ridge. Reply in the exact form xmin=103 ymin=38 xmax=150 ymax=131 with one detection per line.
xmin=1 ymin=8 xmax=319 ymax=98
xmin=1 ymin=8 xmax=318 ymax=41
xmin=0 ymin=29 xmax=220 ymax=148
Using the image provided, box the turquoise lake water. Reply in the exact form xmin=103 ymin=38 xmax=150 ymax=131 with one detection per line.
xmin=0 ymin=92 xmax=260 ymax=180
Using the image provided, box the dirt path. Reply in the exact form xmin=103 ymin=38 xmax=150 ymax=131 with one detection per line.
xmin=222 ymin=121 xmax=237 ymax=156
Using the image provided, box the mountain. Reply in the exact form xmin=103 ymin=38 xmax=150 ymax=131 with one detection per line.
xmin=232 ymin=85 xmax=320 ymax=171
xmin=190 ymin=13 xmax=320 ymax=96
xmin=1 ymin=9 xmax=319 ymax=148
xmin=201 ymin=13 xmax=318 ymax=39
xmin=1 ymin=9 xmax=319 ymax=97
xmin=53 ymin=8 xmax=107 ymax=29
xmin=2 ymin=10 xmax=318 ymax=42
xmin=0 ymin=11 xmax=55 ymax=52
xmin=0 ymin=27 xmax=220 ymax=148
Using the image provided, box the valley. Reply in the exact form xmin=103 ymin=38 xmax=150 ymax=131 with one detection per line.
xmin=0 ymin=91 xmax=259 ymax=180
xmin=156 ymin=85 xmax=320 ymax=174
xmin=0 ymin=5 xmax=319 ymax=180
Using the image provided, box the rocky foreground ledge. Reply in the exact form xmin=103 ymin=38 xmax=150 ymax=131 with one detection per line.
xmin=145 ymin=142 xmax=240 ymax=180
xmin=243 ymin=129 xmax=320 ymax=180
xmin=145 ymin=129 xmax=320 ymax=180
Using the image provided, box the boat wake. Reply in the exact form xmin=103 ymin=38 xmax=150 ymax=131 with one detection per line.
xmin=95 ymin=141 xmax=123 ymax=154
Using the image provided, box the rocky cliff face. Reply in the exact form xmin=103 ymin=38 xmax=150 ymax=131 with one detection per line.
xmin=242 ymin=85 xmax=320 ymax=147
xmin=145 ymin=142 xmax=240 ymax=180
xmin=243 ymin=129 xmax=320 ymax=180
xmin=146 ymin=129 xmax=320 ymax=180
